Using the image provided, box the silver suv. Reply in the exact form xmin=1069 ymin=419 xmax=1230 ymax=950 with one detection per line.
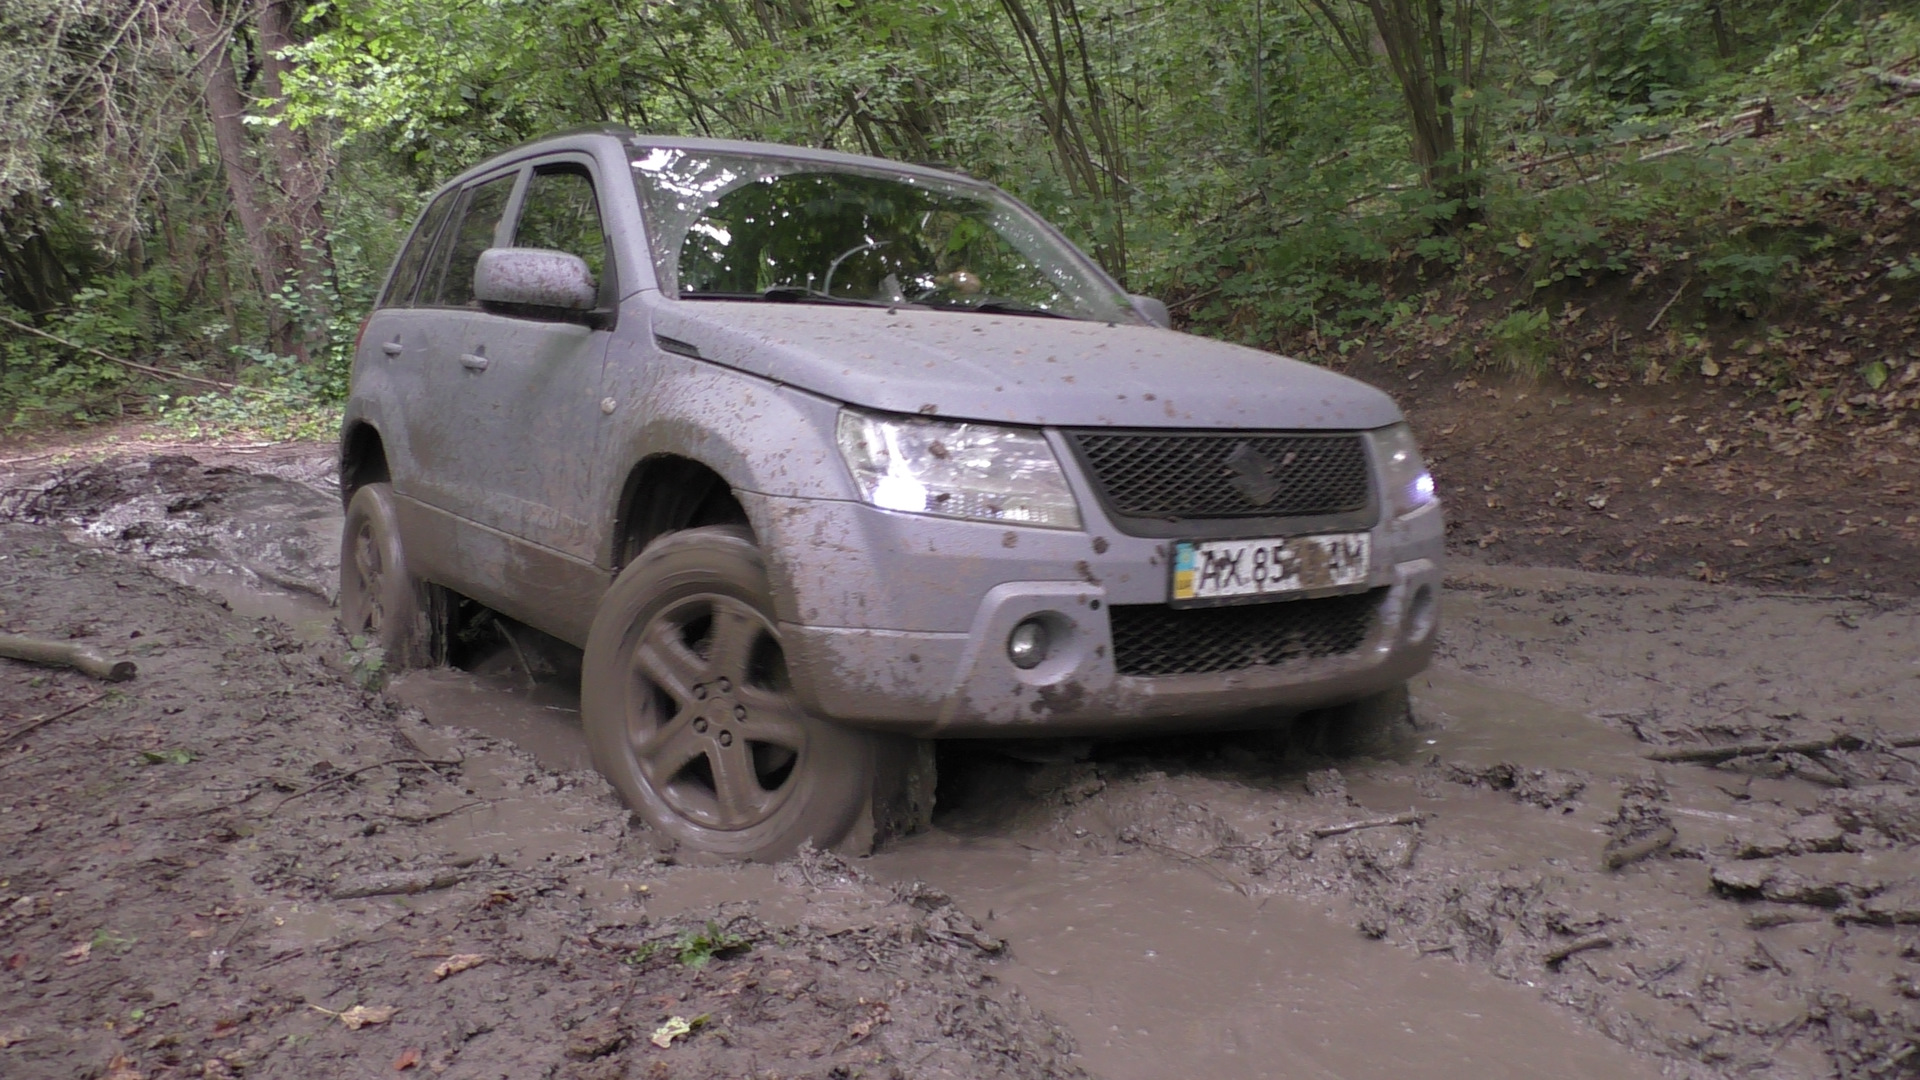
xmin=339 ymin=127 xmax=1444 ymax=859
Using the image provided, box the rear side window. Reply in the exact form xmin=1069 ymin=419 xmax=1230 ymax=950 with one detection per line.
xmin=515 ymin=164 xmax=610 ymax=293
xmin=379 ymin=188 xmax=457 ymax=309
xmin=422 ymin=172 xmax=517 ymax=308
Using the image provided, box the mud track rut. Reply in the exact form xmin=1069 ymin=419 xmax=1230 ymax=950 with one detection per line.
xmin=3 ymin=446 xmax=1919 ymax=1080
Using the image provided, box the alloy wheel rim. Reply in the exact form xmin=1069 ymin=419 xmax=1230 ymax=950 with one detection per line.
xmin=352 ymin=521 xmax=385 ymax=633
xmin=623 ymin=593 xmax=806 ymax=831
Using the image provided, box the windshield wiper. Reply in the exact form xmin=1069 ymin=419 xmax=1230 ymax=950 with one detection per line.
xmin=679 ymin=289 xmax=899 ymax=308
xmin=964 ymin=300 xmax=1070 ymax=319
xmin=760 ymin=286 xmax=898 ymax=308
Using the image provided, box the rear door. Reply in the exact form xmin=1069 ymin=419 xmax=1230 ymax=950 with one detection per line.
xmin=353 ymin=187 xmax=457 ymax=495
xmin=408 ymin=167 xmax=524 ymax=515
xmin=444 ymin=156 xmax=616 ymax=562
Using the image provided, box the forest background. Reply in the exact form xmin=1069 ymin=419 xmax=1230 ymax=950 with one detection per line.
xmin=2 ymin=0 xmax=1917 ymax=438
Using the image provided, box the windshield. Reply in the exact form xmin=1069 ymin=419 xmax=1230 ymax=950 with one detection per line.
xmin=631 ymin=148 xmax=1136 ymax=322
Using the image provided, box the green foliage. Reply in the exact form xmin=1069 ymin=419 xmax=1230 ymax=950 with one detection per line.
xmin=628 ymin=922 xmax=752 ymax=969
xmin=343 ymin=636 xmax=388 ymax=691
xmin=5 ymin=0 xmax=1915 ymax=433
xmin=1487 ymin=309 xmax=1554 ymax=376
xmin=1699 ymin=250 xmax=1799 ymax=313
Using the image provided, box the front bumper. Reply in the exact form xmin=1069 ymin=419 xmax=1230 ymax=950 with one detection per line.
xmin=749 ymin=488 xmax=1445 ymax=737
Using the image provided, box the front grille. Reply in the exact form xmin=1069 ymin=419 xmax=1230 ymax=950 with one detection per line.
xmin=1067 ymin=430 xmax=1371 ymax=520
xmin=1108 ymin=590 xmax=1382 ymax=677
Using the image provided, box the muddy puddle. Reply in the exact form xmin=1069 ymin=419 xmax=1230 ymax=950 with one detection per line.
xmin=874 ymin=837 xmax=1663 ymax=1080
xmin=7 ymin=447 xmax=1919 ymax=1079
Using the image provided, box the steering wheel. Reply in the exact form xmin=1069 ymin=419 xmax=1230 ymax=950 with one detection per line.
xmin=822 ymin=239 xmax=889 ymax=298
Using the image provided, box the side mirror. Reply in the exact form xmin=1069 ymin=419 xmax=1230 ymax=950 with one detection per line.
xmin=1129 ymin=293 xmax=1171 ymax=329
xmin=473 ymin=247 xmax=598 ymax=313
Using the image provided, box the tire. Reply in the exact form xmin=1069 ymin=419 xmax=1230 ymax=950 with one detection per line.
xmin=337 ymin=482 xmax=435 ymax=668
xmin=581 ymin=525 xmax=880 ymax=861
xmin=1302 ymin=681 xmax=1414 ymax=758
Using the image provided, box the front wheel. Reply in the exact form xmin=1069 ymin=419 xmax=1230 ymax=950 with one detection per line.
xmin=581 ymin=526 xmax=881 ymax=860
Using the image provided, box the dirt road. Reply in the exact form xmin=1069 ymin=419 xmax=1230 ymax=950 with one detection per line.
xmin=4 ymin=444 xmax=1918 ymax=1079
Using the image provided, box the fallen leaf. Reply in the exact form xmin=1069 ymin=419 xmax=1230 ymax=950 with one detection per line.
xmin=0 ymin=1026 xmax=28 ymax=1048
xmin=6 ymin=951 xmax=25 ymax=970
xmin=104 ymin=1053 xmax=144 ymax=1080
xmin=341 ymin=1005 xmax=397 ymax=1030
xmin=650 ymin=1016 xmax=692 ymax=1049
xmin=432 ymin=954 xmax=486 ymax=981
xmin=311 ymin=1003 xmax=398 ymax=1030
xmin=848 ymin=1018 xmax=873 ymax=1039
xmin=1586 ymin=494 xmax=1609 ymax=511
xmin=1700 ymin=357 xmax=1720 ymax=377
xmin=62 ymin=941 xmax=91 ymax=965
xmin=393 ymin=1047 xmax=423 ymax=1071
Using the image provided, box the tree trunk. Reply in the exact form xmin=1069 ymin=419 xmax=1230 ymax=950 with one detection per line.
xmin=254 ymin=0 xmax=333 ymax=355
xmin=1708 ymin=3 xmax=1735 ymax=60
xmin=178 ymin=0 xmax=298 ymax=358
xmin=1363 ymin=0 xmax=1478 ymax=220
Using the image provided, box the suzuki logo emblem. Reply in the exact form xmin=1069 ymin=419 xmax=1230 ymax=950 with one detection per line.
xmin=1223 ymin=442 xmax=1295 ymax=507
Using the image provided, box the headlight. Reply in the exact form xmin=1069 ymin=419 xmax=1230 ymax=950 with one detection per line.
xmin=836 ymin=409 xmax=1082 ymax=529
xmin=1370 ymin=422 xmax=1436 ymax=518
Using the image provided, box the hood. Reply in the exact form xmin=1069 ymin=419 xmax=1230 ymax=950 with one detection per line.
xmin=648 ymin=300 xmax=1403 ymax=430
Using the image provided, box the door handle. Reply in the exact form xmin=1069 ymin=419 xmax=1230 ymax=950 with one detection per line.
xmin=380 ymin=340 xmax=404 ymax=357
xmin=459 ymin=352 xmax=490 ymax=372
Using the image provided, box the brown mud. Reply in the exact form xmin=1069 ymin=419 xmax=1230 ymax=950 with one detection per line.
xmin=5 ymin=443 xmax=1920 ymax=1079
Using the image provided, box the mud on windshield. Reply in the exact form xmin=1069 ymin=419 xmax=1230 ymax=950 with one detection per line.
xmin=631 ymin=147 xmax=1135 ymax=322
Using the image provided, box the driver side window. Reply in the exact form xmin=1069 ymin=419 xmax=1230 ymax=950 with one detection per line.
xmin=515 ymin=164 xmax=611 ymax=302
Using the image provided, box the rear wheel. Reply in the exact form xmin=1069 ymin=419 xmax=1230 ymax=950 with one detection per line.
xmin=582 ymin=526 xmax=880 ymax=860
xmin=338 ymin=482 xmax=434 ymax=667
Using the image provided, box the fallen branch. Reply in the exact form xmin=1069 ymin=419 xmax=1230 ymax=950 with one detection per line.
xmin=262 ymin=756 xmax=463 ymax=815
xmin=1646 ymin=732 xmax=1920 ymax=764
xmin=1873 ymin=71 xmax=1920 ymax=95
xmin=1602 ymin=825 xmax=1677 ymax=871
xmin=378 ymin=799 xmax=491 ymax=826
xmin=1544 ymin=934 xmax=1612 ymax=968
xmin=0 ymin=633 xmax=138 ymax=682
xmin=0 ymin=314 xmax=235 ymax=390
xmin=1646 ymin=276 xmax=1690 ymax=332
xmin=1311 ymin=810 xmax=1427 ymax=838
xmin=1 ymin=691 xmax=110 ymax=745
xmin=329 ymin=858 xmax=484 ymax=900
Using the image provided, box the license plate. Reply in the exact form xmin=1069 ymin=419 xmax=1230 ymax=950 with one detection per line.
xmin=1170 ymin=533 xmax=1371 ymax=606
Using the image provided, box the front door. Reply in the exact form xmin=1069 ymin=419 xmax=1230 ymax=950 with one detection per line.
xmin=441 ymin=159 xmax=616 ymax=564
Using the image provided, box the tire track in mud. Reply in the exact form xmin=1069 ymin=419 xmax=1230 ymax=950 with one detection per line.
xmin=0 ymin=522 xmax=1082 ymax=1080
xmin=7 ymin=448 xmax=1920 ymax=1078
xmin=899 ymin=569 xmax=1920 ymax=1079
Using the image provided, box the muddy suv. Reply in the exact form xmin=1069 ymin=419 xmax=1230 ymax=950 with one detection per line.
xmin=339 ymin=127 xmax=1444 ymax=859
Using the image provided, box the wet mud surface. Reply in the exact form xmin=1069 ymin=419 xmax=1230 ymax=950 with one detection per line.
xmin=6 ymin=445 xmax=1920 ymax=1078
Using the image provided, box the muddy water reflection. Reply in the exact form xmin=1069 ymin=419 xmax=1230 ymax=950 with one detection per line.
xmin=873 ymin=837 xmax=1661 ymax=1080
xmin=1414 ymin=669 xmax=1650 ymax=774
xmin=389 ymin=667 xmax=592 ymax=773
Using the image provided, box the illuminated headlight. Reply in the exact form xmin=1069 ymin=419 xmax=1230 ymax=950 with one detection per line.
xmin=1370 ymin=422 xmax=1437 ymax=518
xmin=836 ymin=409 xmax=1082 ymax=529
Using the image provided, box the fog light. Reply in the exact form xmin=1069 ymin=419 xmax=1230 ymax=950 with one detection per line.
xmin=1007 ymin=619 xmax=1050 ymax=670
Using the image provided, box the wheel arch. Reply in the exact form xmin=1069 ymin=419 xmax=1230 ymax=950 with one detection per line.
xmin=611 ymin=453 xmax=752 ymax=571
xmin=338 ymin=420 xmax=391 ymax=508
